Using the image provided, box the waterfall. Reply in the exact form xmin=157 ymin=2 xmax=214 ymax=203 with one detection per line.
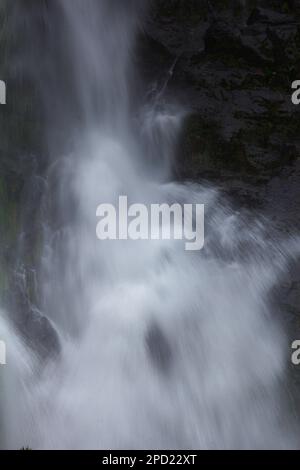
xmin=1 ymin=0 xmax=299 ymax=449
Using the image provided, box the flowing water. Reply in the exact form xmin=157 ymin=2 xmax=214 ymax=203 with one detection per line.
xmin=1 ymin=0 xmax=299 ymax=449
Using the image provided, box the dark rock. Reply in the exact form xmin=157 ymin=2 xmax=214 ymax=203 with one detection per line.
xmin=141 ymin=1 xmax=300 ymax=179
xmin=247 ymin=7 xmax=294 ymax=26
xmin=204 ymin=20 xmax=242 ymax=54
xmin=145 ymin=322 xmax=173 ymax=373
xmin=11 ymin=265 xmax=61 ymax=361
xmin=24 ymin=307 xmax=61 ymax=361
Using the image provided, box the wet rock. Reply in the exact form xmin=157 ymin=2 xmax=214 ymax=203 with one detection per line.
xmin=204 ymin=20 xmax=242 ymax=54
xmin=247 ymin=7 xmax=294 ymax=26
xmin=9 ymin=265 xmax=61 ymax=361
xmin=24 ymin=307 xmax=61 ymax=361
xmin=140 ymin=4 xmax=300 ymax=370
xmin=145 ymin=322 xmax=173 ymax=373
xmin=141 ymin=1 xmax=300 ymax=179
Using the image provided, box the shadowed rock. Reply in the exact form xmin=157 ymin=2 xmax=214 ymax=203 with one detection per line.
xmin=145 ymin=322 xmax=173 ymax=373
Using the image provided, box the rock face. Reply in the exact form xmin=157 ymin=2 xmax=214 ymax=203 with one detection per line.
xmin=141 ymin=0 xmax=300 ymax=181
xmin=140 ymin=1 xmax=300 ymax=387
xmin=0 ymin=1 xmax=44 ymax=278
xmin=145 ymin=322 xmax=173 ymax=374
xmin=0 ymin=2 xmax=58 ymax=359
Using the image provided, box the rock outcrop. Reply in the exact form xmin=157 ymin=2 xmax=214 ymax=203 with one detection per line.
xmin=141 ymin=0 xmax=300 ymax=180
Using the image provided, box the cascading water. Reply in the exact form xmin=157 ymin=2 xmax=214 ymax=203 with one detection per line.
xmin=1 ymin=0 xmax=299 ymax=449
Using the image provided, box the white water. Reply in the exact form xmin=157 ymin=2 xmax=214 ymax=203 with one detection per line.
xmin=1 ymin=0 xmax=299 ymax=449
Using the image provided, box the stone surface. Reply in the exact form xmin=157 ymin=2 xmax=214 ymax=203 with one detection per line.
xmin=140 ymin=1 xmax=300 ymax=386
